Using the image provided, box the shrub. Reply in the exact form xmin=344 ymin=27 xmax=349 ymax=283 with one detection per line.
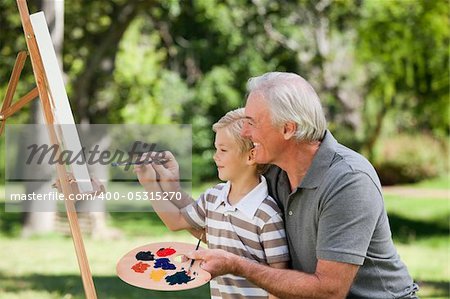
xmin=192 ymin=152 xmax=216 ymax=185
xmin=373 ymin=134 xmax=448 ymax=185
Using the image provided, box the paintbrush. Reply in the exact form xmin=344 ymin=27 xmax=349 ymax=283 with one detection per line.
xmin=187 ymin=233 xmax=203 ymax=274
xmin=111 ymin=158 xmax=170 ymax=167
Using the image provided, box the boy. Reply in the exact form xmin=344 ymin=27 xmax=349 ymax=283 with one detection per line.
xmin=135 ymin=108 xmax=289 ymax=299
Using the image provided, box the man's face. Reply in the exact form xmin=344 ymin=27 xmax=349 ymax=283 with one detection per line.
xmin=242 ymin=92 xmax=285 ymax=164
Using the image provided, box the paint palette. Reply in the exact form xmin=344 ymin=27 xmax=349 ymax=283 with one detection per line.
xmin=117 ymin=242 xmax=211 ymax=291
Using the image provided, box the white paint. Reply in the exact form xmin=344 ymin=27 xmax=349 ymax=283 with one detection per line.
xmin=30 ymin=12 xmax=93 ymax=192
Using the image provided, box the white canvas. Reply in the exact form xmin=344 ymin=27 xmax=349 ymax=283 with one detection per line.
xmin=30 ymin=11 xmax=93 ymax=193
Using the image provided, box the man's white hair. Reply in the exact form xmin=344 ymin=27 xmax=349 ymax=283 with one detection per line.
xmin=247 ymin=72 xmax=327 ymax=142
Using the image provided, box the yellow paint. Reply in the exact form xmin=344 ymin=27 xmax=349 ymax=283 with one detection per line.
xmin=150 ymin=269 xmax=167 ymax=281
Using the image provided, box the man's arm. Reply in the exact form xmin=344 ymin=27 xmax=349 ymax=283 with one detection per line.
xmin=188 ymin=249 xmax=359 ymax=299
xmin=267 ymin=262 xmax=289 ymax=299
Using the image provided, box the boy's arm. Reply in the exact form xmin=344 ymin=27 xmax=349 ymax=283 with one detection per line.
xmin=186 ymin=228 xmax=206 ymax=242
xmin=135 ymin=152 xmax=205 ymax=236
xmin=151 ymin=152 xmax=195 ymax=210
xmin=135 ymin=162 xmax=192 ymax=231
xmin=145 ymin=183 xmax=192 ymax=231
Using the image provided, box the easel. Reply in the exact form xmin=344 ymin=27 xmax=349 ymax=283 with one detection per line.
xmin=1 ymin=1 xmax=98 ymax=298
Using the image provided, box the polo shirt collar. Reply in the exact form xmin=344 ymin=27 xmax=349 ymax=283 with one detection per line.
xmin=211 ymin=176 xmax=269 ymax=219
xmin=299 ymin=130 xmax=337 ymax=189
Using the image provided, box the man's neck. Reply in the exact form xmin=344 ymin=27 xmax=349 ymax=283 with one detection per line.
xmin=228 ymin=172 xmax=260 ymax=205
xmin=275 ymin=140 xmax=321 ymax=191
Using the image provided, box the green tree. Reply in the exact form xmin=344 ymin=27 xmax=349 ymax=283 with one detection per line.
xmin=1 ymin=0 xmax=448 ymax=183
xmin=357 ymin=0 xmax=449 ymax=158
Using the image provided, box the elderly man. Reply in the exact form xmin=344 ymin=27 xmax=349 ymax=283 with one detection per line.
xmin=150 ymin=72 xmax=419 ymax=298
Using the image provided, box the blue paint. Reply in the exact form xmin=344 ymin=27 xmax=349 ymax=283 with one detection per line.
xmin=154 ymin=258 xmax=176 ymax=270
xmin=165 ymin=270 xmax=194 ymax=285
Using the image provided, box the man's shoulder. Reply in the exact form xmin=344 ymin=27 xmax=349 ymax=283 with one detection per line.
xmin=329 ymin=144 xmax=381 ymax=188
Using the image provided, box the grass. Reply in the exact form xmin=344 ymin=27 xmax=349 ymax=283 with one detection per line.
xmin=0 ymin=176 xmax=448 ymax=298
xmin=411 ymin=175 xmax=449 ymax=189
xmin=0 ymin=234 xmax=210 ymax=299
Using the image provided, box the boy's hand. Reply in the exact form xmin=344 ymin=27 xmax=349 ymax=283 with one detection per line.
xmin=134 ymin=157 xmax=158 ymax=190
xmin=150 ymin=151 xmax=182 ymax=192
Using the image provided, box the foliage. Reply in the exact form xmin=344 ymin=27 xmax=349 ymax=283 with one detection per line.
xmin=373 ymin=134 xmax=448 ymax=185
xmin=0 ymin=0 xmax=448 ymax=183
xmin=356 ymin=0 xmax=449 ymax=157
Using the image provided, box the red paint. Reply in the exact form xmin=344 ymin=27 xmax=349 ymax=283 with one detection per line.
xmin=131 ymin=261 xmax=150 ymax=273
xmin=156 ymin=247 xmax=176 ymax=257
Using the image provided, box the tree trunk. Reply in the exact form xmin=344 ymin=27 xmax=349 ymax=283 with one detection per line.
xmin=22 ymin=0 xmax=64 ymax=236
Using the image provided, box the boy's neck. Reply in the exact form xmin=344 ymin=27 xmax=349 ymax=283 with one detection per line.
xmin=227 ymin=172 xmax=260 ymax=206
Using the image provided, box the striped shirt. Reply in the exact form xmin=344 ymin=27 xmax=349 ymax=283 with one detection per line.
xmin=181 ymin=176 xmax=290 ymax=299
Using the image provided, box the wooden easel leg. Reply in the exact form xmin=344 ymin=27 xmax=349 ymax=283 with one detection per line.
xmin=1 ymin=87 xmax=39 ymax=121
xmin=65 ymin=200 xmax=97 ymax=299
xmin=14 ymin=1 xmax=98 ymax=297
xmin=0 ymin=51 xmax=28 ymax=135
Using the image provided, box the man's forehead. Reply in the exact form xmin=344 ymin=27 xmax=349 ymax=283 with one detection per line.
xmin=244 ymin=93 xmax=268 ymax=119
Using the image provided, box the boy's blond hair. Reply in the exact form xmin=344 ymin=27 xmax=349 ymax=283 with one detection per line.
xmin=212 ymin=108 xmax=268 ymax=175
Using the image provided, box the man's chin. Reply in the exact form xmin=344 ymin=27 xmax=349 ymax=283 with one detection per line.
xmin=255 ymin=157 xmax=269 ymax=164
xmin=257 ymin=156 xmax=276 ymax=166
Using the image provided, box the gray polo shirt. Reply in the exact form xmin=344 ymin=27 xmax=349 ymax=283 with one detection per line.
xmin=264 ymin=131 xmax=419 ymax=299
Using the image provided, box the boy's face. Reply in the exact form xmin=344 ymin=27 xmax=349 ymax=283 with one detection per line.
xmin=213 ymin=128 xmax=250 ymax=182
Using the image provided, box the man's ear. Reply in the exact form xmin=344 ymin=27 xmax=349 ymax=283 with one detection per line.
xmin=283 ymin=122 xmax=297 ymax=140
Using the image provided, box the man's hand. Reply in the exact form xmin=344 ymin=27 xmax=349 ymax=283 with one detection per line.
xmin=185 ymin=248 xmax=239 ymax=278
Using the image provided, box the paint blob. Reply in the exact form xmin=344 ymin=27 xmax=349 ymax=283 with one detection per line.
xmin=135 ymin=251 xmax=155 ymax=261
xmin=153 ymin=258 xmax=176 ymax=270
xmin=150 ymin=269 xmax=167 ymax=282
xmin=165 ymin=270 xmax=194 ymax=285
xmin=131 ymin=261 xmax=150 ymax=273
xmin=156 ymin=247 xmax=176 ymax=257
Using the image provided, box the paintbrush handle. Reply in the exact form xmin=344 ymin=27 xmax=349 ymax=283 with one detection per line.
xmin=111 ymin=158 xmax=170 ymax=167
xmin=187 ymin=256 xmax=196 ymax=271
xmin=187 ymin=233 xmax=203 ymax=273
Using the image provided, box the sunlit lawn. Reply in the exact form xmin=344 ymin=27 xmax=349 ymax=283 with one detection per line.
xmin=0 ymin=176 xmax=448 ymax=298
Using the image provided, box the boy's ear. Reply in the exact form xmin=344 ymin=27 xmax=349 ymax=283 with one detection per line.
xmin=246 ymin=148 xmax=257 ymax=165
xmin=283 ymin=121 xmax=297 ymax=140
